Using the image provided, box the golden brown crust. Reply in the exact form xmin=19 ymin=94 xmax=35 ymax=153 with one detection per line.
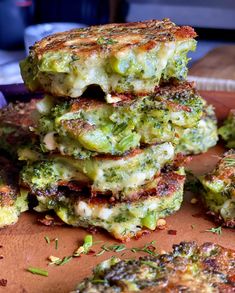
xmin=93 ymin=148 xmax=143 ymax=161
xmin=33 ymin=168 xmax=185 ymax=241
xmin=114 ymin=80 xmax=197 ymax=107
xmin=31 ymin=19 xmax=196 ymax=58
xmin=154 ymin=79 xmax=196 ymax=97
xmin=88 ymin=170 xmax=185 ymax=202
xmin=205 ymin=150 xmax=235 ymax=184
xmin=61 ymin=119 xmax=95 ymax=137
xmin=62 ymin=80 xmax=198 ymax=111
xmin=70 ymin=98 xmax=106 ymax=112
xmin=35 ymin=166 xmax=185 ymax=204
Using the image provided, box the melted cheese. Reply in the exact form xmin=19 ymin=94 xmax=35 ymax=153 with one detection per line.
xmin=57 ymin=142 xmax=174 ymax=194
xmin=22 ymin=40 xmax=196 ymax=102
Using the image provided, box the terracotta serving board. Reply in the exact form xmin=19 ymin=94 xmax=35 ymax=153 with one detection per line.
xmin=0 ymin=91 xmax=235 ymax=293
xmin=189 ymin=46 xmax=235 ymax=80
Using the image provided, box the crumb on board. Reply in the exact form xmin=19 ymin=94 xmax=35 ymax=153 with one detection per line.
xmin=191 ymin=198 xmax=198 ymax=204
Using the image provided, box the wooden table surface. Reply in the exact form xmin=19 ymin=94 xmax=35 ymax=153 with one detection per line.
xmin=190 ymin=45 xmax=235 ymax=80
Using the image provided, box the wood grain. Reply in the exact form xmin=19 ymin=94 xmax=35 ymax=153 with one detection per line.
xmin=190 ymin=46 xmax=235 ymax=80
xmin=0 ymin=91 xmax=235 ymax=293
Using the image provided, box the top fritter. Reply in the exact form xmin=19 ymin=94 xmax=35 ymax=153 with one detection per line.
xmin=20 ymin=19 xmax=197 ymax=103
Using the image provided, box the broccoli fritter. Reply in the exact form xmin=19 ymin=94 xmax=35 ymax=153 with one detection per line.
xmin=218 ymin=109 xmax=235 ymax=148
xmin=36 ymin=82 xmax=205 ymax=158
xmin=21 ymin=143 xmax=174 ymax=201
xmin=20 ymin=19 xmax=196 ymax=102
xmin=0 ymin=157 xmax=28 ymax=227
xmin=34 ymin=167 xmax=185 ymax=241
xmin=176 ymin=105 xmax=218 ymax=155
xmin=73 ymin=241 xmax=235 ymax=292
xmin=0 ymin=100 xmax=38 ymax=158
xmin=199 ymin=150 xmax=235 ymax=227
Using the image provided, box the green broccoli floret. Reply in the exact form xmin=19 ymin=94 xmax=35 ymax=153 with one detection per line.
xmin=21 ymin=161 xmax=62 ymax=191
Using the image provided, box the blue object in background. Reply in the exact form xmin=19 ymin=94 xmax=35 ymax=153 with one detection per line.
xmin=0 ymin=0 xmax=129 ymax=50
xmin=0 ymin=91 xmax=7 ymax=108
xmin=34 ymin=0 xmax=110 ymax=25
xmin=0 ymin=0 xmax=34 ymax=49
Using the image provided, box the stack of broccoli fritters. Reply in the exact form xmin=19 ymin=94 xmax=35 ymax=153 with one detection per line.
xmin=10 ymin=19 xmax=216 ymax=239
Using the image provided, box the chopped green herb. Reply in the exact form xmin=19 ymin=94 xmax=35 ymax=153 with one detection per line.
xmin=121 ymin=228 xmax=128 ymax=236
xmin=223 ymin=157 xmax=235 ymax=167
xmin=97 ymin=37 xmax=118 ymax=45
xmin=96 ymin=241 xmax=158 ymax=257
xmin=55 ymin=238 xmax=58 ymax=250
xmin=95 ymin=249 xmax=105 ymax=256
xmin=44 ymin=236 xmax=50 ymax=244
xmin=48 ymin=256 xmax=61 ymax=265
xmin=131 ymin=241 xmax=158 ymax=256
xmin=96 ymin=243 xmax=126 ymax=256
xmin=101 ymin=245 xmax=110 ymax=252
xmin=27 ymin=267 xmax=48 ymax=277
xmin=74 ymin=235 xmax=93 ymax=257
xmin=140 ymin=260 xmax=160 ymax=269
xmin=59 ymin=256 xmax=73 ymax=266
xmin=114 ymin=245 xmax=126 ymax=252
xmin=92 ymin=279 xmax=106 ymax=284
xmin=205 ymin=226 xmax=222 ymax=235
xmin=106 ymin=244 xmax=126 ymax=252
xmin=83 ymin=235 xmax=93 ymax=253
xmin=48 ymin=255 xmax=72 ymax=266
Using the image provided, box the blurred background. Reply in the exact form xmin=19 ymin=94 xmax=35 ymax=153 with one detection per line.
xmin=0 ymin=0 xmax=235 ymax=86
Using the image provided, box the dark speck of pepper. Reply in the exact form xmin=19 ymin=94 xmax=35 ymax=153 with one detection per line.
xmin=168 ymin=229 xmax=177 ymax=235
xmin=0 ymin=279 xmax=7 ymax=287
